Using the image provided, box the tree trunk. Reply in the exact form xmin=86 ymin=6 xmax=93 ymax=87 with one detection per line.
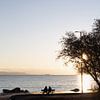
xmin=93 ymin=77 xmax=100 ymax=92
xmin=97 ymin=83 xmax=100 ymax=92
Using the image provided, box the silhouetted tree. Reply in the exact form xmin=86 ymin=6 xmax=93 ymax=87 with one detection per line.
xmin=58 ymin=19 xmax=100 ymax=92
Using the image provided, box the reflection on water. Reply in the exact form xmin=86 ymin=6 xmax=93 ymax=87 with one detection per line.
xmin=78 ymin=74 xmax=97 ymax=93
xmin=0 ymin=75 xmax=97 ymax=93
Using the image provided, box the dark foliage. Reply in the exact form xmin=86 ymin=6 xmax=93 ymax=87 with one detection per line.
xmin=58 ymin=19 xmax=100 ymax=91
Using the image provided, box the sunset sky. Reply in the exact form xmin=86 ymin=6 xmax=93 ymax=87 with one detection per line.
xmin=0 ymin=0 xmax=100 ymax=75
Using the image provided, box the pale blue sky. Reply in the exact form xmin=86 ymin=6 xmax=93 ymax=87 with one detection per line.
xmin=0 ymin=0 xmax=100 ymax=75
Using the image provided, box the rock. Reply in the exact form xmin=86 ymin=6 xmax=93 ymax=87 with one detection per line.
xmin=70 ymin=88 xmax=79 ymax=92
xmin=2 ymin=87 xmax=29 ymax=94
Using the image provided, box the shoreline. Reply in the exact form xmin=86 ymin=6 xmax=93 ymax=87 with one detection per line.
xmin=0 ymin=92 xmax=99 ymax=100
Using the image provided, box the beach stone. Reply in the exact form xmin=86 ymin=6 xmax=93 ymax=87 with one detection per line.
xmin=70 ymin=88 xmax=79 ymax=92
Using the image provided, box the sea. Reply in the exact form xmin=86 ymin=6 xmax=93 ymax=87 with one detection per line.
xmin=0 ymin=75 xmax=95 ymax=93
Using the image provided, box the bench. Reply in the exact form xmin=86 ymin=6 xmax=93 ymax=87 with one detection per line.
xmin=41 ymin=89 xmax=55 ymax=94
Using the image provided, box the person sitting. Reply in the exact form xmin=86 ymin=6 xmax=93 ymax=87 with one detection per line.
xmin=41 ymin=86 xmax=48 ymax=94
xmin=47 ymin=86 xmax=55 ymax=94
xmin=47 ymin=86 xmax=52 ymax=94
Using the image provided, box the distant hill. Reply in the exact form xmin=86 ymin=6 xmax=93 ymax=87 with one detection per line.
xmin=0 ymin=71 xmax=27 ymax=75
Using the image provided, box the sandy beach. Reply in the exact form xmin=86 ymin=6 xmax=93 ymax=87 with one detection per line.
xmin=0 ymin=92 xmax=99 ymax=100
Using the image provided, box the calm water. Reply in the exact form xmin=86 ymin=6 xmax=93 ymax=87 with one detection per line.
xmin=0 ymin=75 xmax=95 ymax=93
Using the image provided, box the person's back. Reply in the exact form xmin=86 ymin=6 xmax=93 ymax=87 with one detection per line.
xmin=48 ymin=86 xmax=52 ymax=93
xmin=43 ymin=86 xmax=47 ymax=93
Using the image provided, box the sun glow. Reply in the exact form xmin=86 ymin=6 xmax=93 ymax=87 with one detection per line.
xmin=82 ymin=53 xmax=88 ymax=60
xmin=82 ymin=74 xmax=94 ymax=92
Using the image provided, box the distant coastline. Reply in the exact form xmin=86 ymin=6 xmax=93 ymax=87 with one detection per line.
xmin=0 ymin=71 xmax=78 ymax=76
xmin=0 ymin=73 xmax=78 ymax=76
xmin=0 ymin=71 xmax=27 ymax=75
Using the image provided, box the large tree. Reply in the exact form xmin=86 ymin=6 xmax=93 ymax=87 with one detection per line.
xmin=58 ymin=19 xmax=100 ymax=92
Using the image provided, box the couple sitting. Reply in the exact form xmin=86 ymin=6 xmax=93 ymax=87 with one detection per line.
xmin=41 ymin=86 xmax=55 ymax=94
